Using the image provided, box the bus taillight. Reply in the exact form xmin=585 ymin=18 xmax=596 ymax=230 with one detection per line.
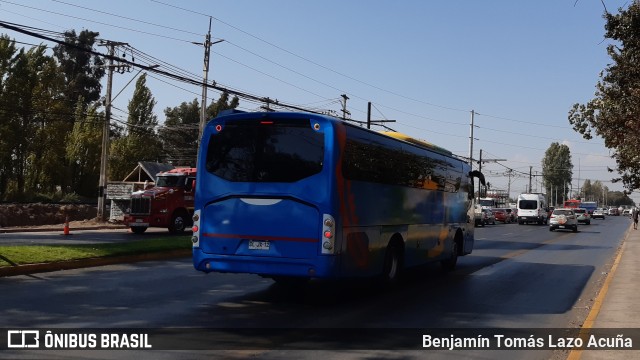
xmin=321 ymin=214 xmax=336 ymax=254
xmin=191 ymin=209 xmax=201 ymax=246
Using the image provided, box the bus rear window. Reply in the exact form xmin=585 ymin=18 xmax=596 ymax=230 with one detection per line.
xmin=205 ymin=121 xmax=324 ymax=182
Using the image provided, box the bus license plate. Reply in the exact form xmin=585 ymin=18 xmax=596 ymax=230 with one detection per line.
xmin=249 ymin=240 xmax=270 ymax=250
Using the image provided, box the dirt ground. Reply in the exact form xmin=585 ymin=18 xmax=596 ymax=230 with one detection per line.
xmin=0 ymin=203 xmax=111 ymax=229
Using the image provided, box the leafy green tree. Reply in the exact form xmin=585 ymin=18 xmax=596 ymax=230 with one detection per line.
xmin=607 ymin=191 xmax=634 ymax=206
xmin=25 ymin=46 xmax=68 ymax=196
xmin=0 ymin=36 xmax=18 ymax=200
xmin=159 ymin=92 xmax=239 ymax=166
xmin=52 ymin=30 xmax=105 ymax=108
xmin=568 ymin=3 xmax=640 ymax=191
xmin=205 ymin=92 xmax=239 ymax=119
xmin=159 ymin=98 xmax=200 ymax=166
xmin=66 ymin=100 xmax=103 ymax=197
xmin=109 ymin=73 xmax=162 ymax=180
xmin=542 ymin=142 xmax=573 ymax=201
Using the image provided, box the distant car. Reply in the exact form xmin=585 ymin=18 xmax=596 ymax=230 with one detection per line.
xmin=505 ymin=208 xmax=516 ymax=222
xmin=623 ymin=209 xmax=632 ymax=217
xmin=474 ymin=204 xmax=484 ymax=227
xmin=592 ymin=209 xmax=606 ymax=219
xmin=573 ymin=208 xmax=591 ymax=225
xmin=492 ymin=208 xmax=511 ymax=223
xmin=549 ymin=208 xmax=578 ymax=232
xmin=608 ymin=208 xmax=620 ymax=216
xmin=481 ymin=209 xmax=496 ymax=225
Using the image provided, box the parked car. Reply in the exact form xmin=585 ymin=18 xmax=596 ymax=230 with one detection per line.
xmin=592 ymin=209 xmax=606 ymax=220
xmin=623 ymin=208 xmax=632 ymax=217
xmin=492 ymin=208 xmax=511 ymax=223
xmin=573 ymin=208 xmax=591 ymax=225
xmin=481 ymin=209 xmax=496 ymax=225
xmin=549 ymin=208 xmax=578 ymax=232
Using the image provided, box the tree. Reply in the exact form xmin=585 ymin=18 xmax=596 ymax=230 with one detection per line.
xmin=52 ymin=30 xmax=105 ymax=108
xmin=205 ymin=91 xmax=239 ymax=119
xmin=542 ymin=142 xmax=573 ymax=202
xmin=0 ymin=36 xmax=18 ymax=200
xmin=109 ymin=73 xmax=162 ymax=180
xmin=66 ymin=100 xmax=103 ymax=197
xmin=568 ymin=3 xmax=640 ymax=191
xmin=159 ymin=92 xmax=239 ymax=166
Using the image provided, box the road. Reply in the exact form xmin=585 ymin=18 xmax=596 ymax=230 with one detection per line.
xmin=0 ymin=215 xmax=629 ymax=360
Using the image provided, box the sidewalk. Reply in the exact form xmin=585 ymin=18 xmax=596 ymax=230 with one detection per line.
xmin=576 ymin=223 xmax=640 ymax=360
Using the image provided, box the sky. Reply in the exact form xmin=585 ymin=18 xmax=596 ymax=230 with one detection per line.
xmin=0 ymin=0 xmax=637 ymax=204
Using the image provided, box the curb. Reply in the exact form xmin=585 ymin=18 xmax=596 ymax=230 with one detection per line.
xmin=0 ymin=225 xmax=127 ymax=234
xmin=0 ymin=249 xmax=191 ymax=277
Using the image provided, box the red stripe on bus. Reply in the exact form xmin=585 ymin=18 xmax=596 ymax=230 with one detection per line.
xmin=202 ymin=233 xmax=318 ymax=243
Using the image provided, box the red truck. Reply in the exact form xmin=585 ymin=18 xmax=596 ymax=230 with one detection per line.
xmin=124 ymin=168 xmax=196 ymax=234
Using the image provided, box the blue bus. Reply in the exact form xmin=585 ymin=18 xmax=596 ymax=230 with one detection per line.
xmin=192 ymin=111 xmax=484 ymax=283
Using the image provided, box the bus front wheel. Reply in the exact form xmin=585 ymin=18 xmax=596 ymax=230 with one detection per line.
xmin=441 ymin=238 xmax=459 ymax=271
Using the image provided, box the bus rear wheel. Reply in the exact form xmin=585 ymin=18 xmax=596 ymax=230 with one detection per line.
xmin=382 ymin=242 xmax=402 ymax=284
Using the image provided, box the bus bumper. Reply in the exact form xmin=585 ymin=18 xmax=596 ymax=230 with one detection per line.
xmin=192 ymin=248 xmax=340 ymax=278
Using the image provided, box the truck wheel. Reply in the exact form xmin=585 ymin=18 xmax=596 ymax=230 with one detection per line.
xmin=131 ymin=226 xmax=147 ymax=234
xmin=168 ymin=211 xmax=187 ymax=233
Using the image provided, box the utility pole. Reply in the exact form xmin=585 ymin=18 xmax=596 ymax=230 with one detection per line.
xmin=506 ymin=169 xmax=513 ymax=200
xmin=198 ymin=18 xmax=224 ymax=144
xmin=468 ymin=110 xmax=475 ymax=166
xmin=477 ymin=149 xmax=506 ymax=199
xmin=366 ymin=102 xmax=395 ymax=129
xmin=97 ymin=41 xmax=128 ymax=221
xmin=529 ymin=166 xmax=533 ymax=193
xmin=340 ymin=94 xmax=350 ymax=120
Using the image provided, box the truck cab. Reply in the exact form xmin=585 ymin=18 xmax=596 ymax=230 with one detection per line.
xmin=124 ymin=168 xmax=196 ymax=234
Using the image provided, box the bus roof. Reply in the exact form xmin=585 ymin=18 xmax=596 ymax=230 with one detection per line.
xmin=379 ymin=131 xmax=453 ymax=156
xmin=211 ymin=111 xmax=457 ymax=159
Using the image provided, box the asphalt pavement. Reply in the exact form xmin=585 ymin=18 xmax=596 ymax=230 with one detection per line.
xmin=1 ymin=218 xmax=639 ymax=359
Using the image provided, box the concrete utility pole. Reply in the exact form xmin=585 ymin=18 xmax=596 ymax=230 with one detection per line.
xmin=468 ymin=110 xmax=475 ymax=166
xmin=198 ymin=18 xmax=224 ymax=144
xmin=366 ymin=102 xmax=395 ymax=129
xmin=529 ymin=166 xmax=533 ymax=193
xmin=97 ymin=41 xmax=128 ymax=221
xmin=340 ymin=94 xmax=350 ymax=120
xmin=477 ymin=149 xmax=506 ymax=198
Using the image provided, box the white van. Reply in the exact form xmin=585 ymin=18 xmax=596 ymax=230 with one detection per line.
xmin=517 ymin=193 xmax=548 ymax=225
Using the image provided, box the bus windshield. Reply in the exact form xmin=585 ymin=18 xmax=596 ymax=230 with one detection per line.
xmin=205 ymin=121 xmax=324 ymax=182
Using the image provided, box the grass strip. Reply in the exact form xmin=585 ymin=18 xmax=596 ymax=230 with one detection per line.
xmin=0 ymin=236 xmax=191 ymax=267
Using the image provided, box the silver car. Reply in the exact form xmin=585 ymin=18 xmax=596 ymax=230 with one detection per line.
xmin=549 ymin=208 xmax=578 ymax=232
